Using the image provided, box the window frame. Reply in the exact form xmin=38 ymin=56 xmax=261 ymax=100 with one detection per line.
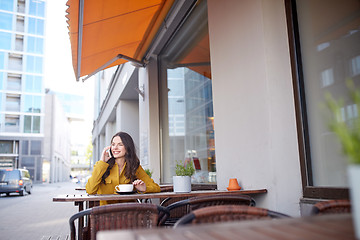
xmin=284 ymin=0 xmax=349 ymax=199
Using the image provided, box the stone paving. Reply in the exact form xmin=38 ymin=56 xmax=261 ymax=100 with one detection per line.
xmin=0 ymin=181 xmax=81 ymax=240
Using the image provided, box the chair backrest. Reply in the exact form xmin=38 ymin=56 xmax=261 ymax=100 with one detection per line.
xmin=159 ymin=194 xmax=254 ymax=226
xmin=69 ymin=203 xmax=169 ymax=240
xmin=311 ymin=199 xmax=351 ymax=215
xmin=174 ymin=205 xmax=290 ymax=227
xmin=159 ymin=184 xmax=217 ymax=221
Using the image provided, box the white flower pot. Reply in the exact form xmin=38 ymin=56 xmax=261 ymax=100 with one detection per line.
xmin=173 ymin=176 xmax=191 ymax=193
xmin=348 ymin=164 xmax=360 ymax=239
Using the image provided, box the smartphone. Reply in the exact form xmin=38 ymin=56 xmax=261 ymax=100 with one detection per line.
xmin=107 ymin=148 xmax=114 ymax=158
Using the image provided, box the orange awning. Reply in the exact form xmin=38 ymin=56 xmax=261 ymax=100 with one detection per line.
xmin=65 ymin=0 xmax=174 ymax=81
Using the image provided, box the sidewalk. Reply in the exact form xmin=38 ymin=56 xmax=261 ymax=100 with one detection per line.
xmin=0 ymin=181 xmax=81 ymax=240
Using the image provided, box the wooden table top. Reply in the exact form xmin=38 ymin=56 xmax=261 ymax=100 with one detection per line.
xmin=97 ymin=213 xmax=356 ymax=240
xmin=53 ymin=189 xmax=267 ymax=202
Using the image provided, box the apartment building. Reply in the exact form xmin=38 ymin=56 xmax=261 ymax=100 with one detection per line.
xmin=0 ymin=0 xmax=46 ymax=183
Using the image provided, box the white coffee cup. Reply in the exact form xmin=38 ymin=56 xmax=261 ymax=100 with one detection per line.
xmin=115 ymin=184 xmax=134 ymax=192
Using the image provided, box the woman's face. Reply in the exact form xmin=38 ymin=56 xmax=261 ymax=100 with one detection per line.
xmin=111 ymin=136 xmax=126 ymax=159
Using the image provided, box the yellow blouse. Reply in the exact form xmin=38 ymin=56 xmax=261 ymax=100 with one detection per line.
xmin=86 ymin=160 xmax=160 ymax=205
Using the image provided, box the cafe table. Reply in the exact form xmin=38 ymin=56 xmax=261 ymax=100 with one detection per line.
xmin=97 ymin=213 xmax=356 ymax=240
xmin=53 ymin=188 xmax=267 ymax=213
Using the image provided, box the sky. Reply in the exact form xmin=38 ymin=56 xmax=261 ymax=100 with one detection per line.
xmin=44 ymin=0 xmax=94 ymax=142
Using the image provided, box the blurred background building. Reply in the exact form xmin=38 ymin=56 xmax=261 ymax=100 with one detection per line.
xmin=0 ymin=0 xmax=46 ymax=183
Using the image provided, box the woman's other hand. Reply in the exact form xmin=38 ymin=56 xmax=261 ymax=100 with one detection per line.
xmin=100 ymin=146 xmax=111 ymax=163
xmin=133 ymin=179 xmax=146 ymax=192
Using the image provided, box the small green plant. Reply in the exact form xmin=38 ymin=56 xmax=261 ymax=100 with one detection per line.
xmin=175 ymin=161 xmax=195 ymax=176
xmin=325 ymin=79 xmax=360 ymax=165
xmin=144 ymin=168 xmax=153 ymax=178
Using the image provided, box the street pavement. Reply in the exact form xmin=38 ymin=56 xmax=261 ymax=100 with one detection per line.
xmin=0 ymin=181 xmax=81 ymax=240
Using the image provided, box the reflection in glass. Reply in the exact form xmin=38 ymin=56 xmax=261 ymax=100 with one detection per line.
xmin=296 ymin=0 xmax=360 ymax=187
xmin=26 ymin=36 xmax=44 ymax=54
xmin=0 ymin=12 xmax=13 ymax=30
xmin=25 ymin=55 xmax=43 ymax=73
xmin=0 ymin=0 xmax=14 ymax=11
xmin=160 ymin=0 xmax=215 ymax=184
xmin=0 ymin=32 xmax=11 ymax=50
xmin=29 ymin=0 xmax=45 ymax=17
xmin=24 ymin=75 xmax=42 ymax=93
xmin=27 ymin=17 xmax=44 ymax=36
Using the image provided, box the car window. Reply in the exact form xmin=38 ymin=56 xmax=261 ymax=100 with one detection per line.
xmin=0 ymin=170 xmax=20 ymax=181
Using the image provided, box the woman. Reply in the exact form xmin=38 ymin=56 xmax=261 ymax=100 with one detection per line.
xmin=86 ymin=131 xmax=160 ymax=205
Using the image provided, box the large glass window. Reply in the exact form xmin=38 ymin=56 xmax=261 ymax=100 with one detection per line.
xmin=26 ymin=36 xmax=44 ymax=54
xmin=160 ymin=0 xmax=215 ymax=184
xmin=29 ymin=0 xmax=45 ymax=17
xmin=24 ymin=115 xmax=40 ymax=133
xmin=0 ymin=52 xmax=5 ymax=69
xmin=291 ymin=0 xmax=360 ymax=196
xmin=0 ymin=32 xmax=11 ymax=50
xmin=23 ymin=94 xmax=42 ymax=113
xmin=24 ymin=74 xmax=42 ymax=93
xmin=27 ymin=17 xmax=44 ymax=36
xmin=0 ymin=0 xmax=14 ymax=11
xmin=25 ymin=55 xmax=43 ymax=73
xmin=0 ymin=12 xmax=12 ymax=30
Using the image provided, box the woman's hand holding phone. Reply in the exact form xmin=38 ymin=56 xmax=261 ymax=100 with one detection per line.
xmin=100 ymin=146 xmax=112 ymax=162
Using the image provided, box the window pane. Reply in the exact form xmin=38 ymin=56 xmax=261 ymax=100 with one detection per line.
xmin=22 ymin=140 xmax=28 ymax=155
xmin=29 ymin=0 xmax=45 ymax=17
xmin=33 ymin=96 xmax=41 ymax=113
xmin=0 ymin=52 xmax=5 ymax=69
xmin=32 ymin=116 xmax=40 ymax=133
xmin=0 ymin=0 xmax=14 ymax=11
xmin=24 ymin=115 xmax=31 ymax=133
xmin=25 ymin=55 xmax=43 ymax=73
xmin=0 ymin=32 xmax=11 ymax=50
xmin=30 ymin=140 xmax=41 ymax=154
xmin=26 ymin=36 xmax=44 ymax=54
xmin=0 ymin=140 xmax=13 ymax=153
xmin=27 ymin=17 xmax=44 ymax=36
xmin=23 ymin=95 xmax=32 ymax=112
xmin=296 ymin=0 xmax=360 ymax=187
xmin=160 ymin=0 xmax=215 ymax=183
xmin=0 ymin=12 xmax=12 ymax=30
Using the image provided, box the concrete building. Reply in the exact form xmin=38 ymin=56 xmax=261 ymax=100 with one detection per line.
xmin=43 ymin=91 xmax=71 ymax=183
xmin=0 ymin=0 xmax=46 ymax=183
xmin=65 ymin=0 xmax=360 ymax=216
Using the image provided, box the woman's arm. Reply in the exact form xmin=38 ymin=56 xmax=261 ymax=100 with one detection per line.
xmin=86 ymin=146 xmax=113 ymax=194
xmin=134 ymin=165 xmax=161 ymax=193
xmin=85 ymin=161 xmax=109 ymax=194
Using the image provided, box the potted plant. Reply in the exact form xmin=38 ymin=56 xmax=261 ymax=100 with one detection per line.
xmin=173 ymin=161 xmax=195 ymax=193
xmin=144 ymin=168 xmax=153 ymax=178
xmin=326 ymin=79 xmax=360 ymax=239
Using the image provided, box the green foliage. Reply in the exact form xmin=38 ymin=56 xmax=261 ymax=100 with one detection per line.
xmin=144 ymin=168 xmax=153 ymax=178
xmin=85 ymin=138 xmax=93 ymax=163
xmin=325 ymin=79 xmax=360 ymax=164
xmin=175 ymin=161 xmax=195 ymax=176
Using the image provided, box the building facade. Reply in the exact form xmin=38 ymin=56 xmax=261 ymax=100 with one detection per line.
xmin=75 ymin=0 xmax=359 ymax=216
xmin=0 ymin=0 xmax=46 ymax=183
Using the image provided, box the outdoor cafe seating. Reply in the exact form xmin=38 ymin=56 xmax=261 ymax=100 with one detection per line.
xmin=310 ymin=199 xmax=351 ymax=215
xmin=173 ymin=205 xmax=291 ymax=227
xmin=159 ymin=194 xmax=255 ymax=226
xmin=69 ymin=202 xmax=169 ymax=240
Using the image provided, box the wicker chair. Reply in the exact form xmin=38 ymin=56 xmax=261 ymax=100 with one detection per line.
xmin=69 ymin=203 xmax=169 ymax=240
xmin=159 ymin=194 xmax=255 ymax=226
xmin=174 ymin=205 xmax=290 ymax=227
xmin=311 ymin=199 xmax=351 ymax=215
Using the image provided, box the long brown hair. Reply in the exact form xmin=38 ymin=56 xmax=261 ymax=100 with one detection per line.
xmin=101 ymin=132 xmax=140 ymax=184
